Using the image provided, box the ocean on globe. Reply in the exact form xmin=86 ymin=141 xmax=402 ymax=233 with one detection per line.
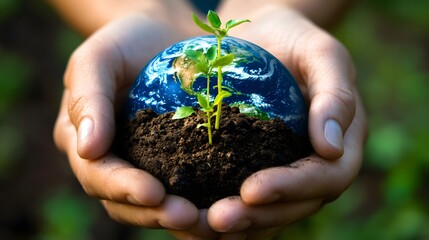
xmin=125 ymin=36 xmax=308 ymax=137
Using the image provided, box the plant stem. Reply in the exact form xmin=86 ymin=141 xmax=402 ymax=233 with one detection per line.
xmin=207 ymin=111 xmax=213 ymax=145
xmin=206 ymin=72 xmax=211 ymax=103
xmin=206 ymin=74 xmax=213 ymax=144
xmin=215 ymin=37 xmax=222 ymax=129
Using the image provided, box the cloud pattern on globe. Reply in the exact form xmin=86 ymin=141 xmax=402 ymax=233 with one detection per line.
xmin=125 ymin=36 xmax=308 ymax=137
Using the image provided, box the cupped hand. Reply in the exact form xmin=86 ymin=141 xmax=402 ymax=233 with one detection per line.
xmin=53 ymin=4 xmax=367 ymax=239
xmin=53 ymin=14 xmax=202 ymax=231
xmin=168 ymin=5 xmax=367 ymax=239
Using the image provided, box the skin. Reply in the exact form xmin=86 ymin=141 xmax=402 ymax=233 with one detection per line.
xmin=51 ymin=0 xmax=367 ymax=239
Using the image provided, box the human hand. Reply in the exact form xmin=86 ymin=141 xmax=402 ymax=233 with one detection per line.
xmin=53 ymin=14 xmax=203 ymax=231
xmin=168 ymin=5 xmax=367 ymax=239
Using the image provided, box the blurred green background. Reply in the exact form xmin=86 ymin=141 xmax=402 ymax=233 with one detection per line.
xmin=0 ymin=0 xmax=428 ymax=239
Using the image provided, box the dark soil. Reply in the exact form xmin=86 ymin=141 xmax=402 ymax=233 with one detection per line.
xmin=116 ymin=105 xmax=311 ymax=208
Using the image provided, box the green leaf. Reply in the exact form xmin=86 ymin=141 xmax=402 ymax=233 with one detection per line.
xmin=226 ymin=19 xmax=251 ymax=31
xmin=212 ymin=54 xmax=234 ymax=67
xmin=186 ymin=49 xmax=210 ymax=73
xmin=192 ymin=12 xmax=215 ymax=34
xmin=197 ymin=123 xmax=209 ymax=129
xmin=207 ymin=10 xmax=221 ymax=28
xmin=195 ymin=62 xmax=209 ymax=74
xmin=185 ymin=49 xmax=205 ymax=63
xmin=197 ymin=94 xmax=210 ymax=110
xmin=214 ymin=91 xmax=232 ymax=106
xmin=230 ymin=102 xmax=270 ymax=120
xmin=206 ymin=46 xmax=217 ymax=62
xmin=172 ymin=106 xmax=195 ymax=119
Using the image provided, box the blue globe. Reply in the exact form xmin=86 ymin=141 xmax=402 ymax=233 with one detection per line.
xmin=125 ymin=36 xmax=308 ymax=137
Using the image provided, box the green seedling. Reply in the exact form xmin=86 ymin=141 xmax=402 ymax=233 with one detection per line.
xmin=173 ymin=10 xmax=250 ymax=144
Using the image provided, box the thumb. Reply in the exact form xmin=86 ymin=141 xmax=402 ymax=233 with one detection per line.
xmin=69 ymin=93 xmax=116 ymax=160
xmin=309 ymin=87 xmax=356 ymax=159
xmin=65 ymin=41 xmax=121 ymax=160
xmin=302 ymin=36 xmax=356 ymax=159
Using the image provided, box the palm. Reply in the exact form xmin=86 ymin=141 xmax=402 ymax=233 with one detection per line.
xmin=169 ymin=7 xmax=367 ymax=239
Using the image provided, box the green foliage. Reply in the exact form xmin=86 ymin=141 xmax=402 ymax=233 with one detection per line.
xmin=174 ymin=10 xmax=249 ymax=144
xmin=135 ymin=229 xmax=175 ymax=240
xmin=368 ymin=0 xmax=429 ymax=28
xmin=207 ymin=10 xmax=221 ymax=28
xmin=0 ymin=51 xmax=32 ymax=115
xmin=0 ymin=123 xmax=23 ymax=179
xmin=197 ymin=93 xmax=211 ymax=111
xmin=230 ymin=102 xmax=270 ymax=120
xmin=36 ymin=188 xmax=98 ymax=240
xmin=212 ymin=53 xmax=234 ymax=67
xmin=54 ymin=27 xmax=84 ymax=62
xmin=192 ymin=12 xmax=215 ymax=34
xmin=172 ymin=106 xmax=195 ymax=119
xmin=193 ymin=10 xmax=250 ymax=39
xmin=0 ymin=0 xmax=20 ymax=22
xmin=214 ymin=90 xmax=232 ymax=106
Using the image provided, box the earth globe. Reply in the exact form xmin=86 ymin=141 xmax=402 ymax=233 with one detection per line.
xmin=124 ymin=36 xmax=308 ymax=138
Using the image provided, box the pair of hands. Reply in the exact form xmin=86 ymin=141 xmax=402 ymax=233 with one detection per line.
xmin=53 ymin=3 xmax=367 ymax=240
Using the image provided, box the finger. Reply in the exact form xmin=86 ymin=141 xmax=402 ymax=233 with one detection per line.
xmin=53 ymin=91 xmax=74 ymax=152
xmin=169 ymin=209 xmax=220 ymax=240
xmin=102 ymin=195 xmax=199 ymax=230
xmin=55 ymin=93 xmax=166 ymax=206
xmin=241 ymin=97 xmax=367 ymax=205
xmin=63 ymin=14 xmax=183 ymax=160
xmin=241 ymin=157 xmax=340 ymax=205
xmin=64 ymin=36 xmax=123 ymax=159
xmin=208 ymin=196 xmax=322 ymax=233
xmin=74 ymin=153 xmax=166 ymax=206
xmin=299 ymin=32 xmax=356 ymax=159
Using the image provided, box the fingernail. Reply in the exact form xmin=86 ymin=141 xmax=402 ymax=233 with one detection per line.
xmin=78 ymin=117 xmax=94 ymax=147
xmin=227 ymin=219 xmax=252 ymax=232
xmin=324 ymin=119 xmax=343 ymax=150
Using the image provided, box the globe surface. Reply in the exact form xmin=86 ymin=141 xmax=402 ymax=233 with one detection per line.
xmin=125 ymin=36 xmax=308 ymax=136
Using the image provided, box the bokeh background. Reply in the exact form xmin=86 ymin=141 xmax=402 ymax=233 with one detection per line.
xmin=1 ymin=0 xmax=428 ymax=239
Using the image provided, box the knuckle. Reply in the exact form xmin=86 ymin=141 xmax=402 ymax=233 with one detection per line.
xmin=311 ymin=88 xmax=356 ymax=127
xmin=306 ymin=32 xmax=347 ymax=57
xmin=67 ymin=94 xmax=88 ymax=125
xmin=335 ymin=88 xmax=356 ymax=121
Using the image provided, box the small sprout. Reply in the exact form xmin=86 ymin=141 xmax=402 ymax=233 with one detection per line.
xmin=172 ymin=106 xmax=195 ymax=120
xmin=206 ymin=46 xmax=217 ymax=61
xmin=212 ymin=54 xmax=234 ymax=68
xmin=207 ymin=10 xmax=221 ymax=29
xmin=225 ymin=19 xmax=252 ymax=31
xmin=174 ymin=10 xmax=250 ymax=144
xmin=197 ymin=93 xmax=212 ymax=111
xmin=230 ymin=102 xmax=270 ymax=120
xmin=214 ymin=91 xmax=232 ymax=106
xmin=192 ymin=11 xmax=250 ymax=39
